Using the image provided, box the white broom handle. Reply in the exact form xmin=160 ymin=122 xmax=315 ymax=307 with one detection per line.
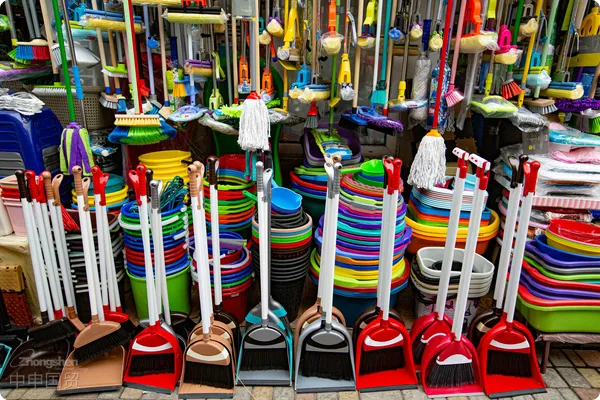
xmin=257 ymin=162 xmax=269 ymax=321
xmin=83 ymin=193 xmax=104 ymax=321
xmin=210 ymin=183 xmax=223 ymax=306
xmin=505 ymin=187 xmax=535 ymax=323
xmin=371 ymin=0 xmax=385 ymax=91
xmin=49 ymin=204 xmax=74 ymax=308
xmin=102 ymin=204 xmax=117 ymax=312
xmin=324 ymin=165 xmax=341 ymax=325
xmin=381 ymin=185 xmax=395 ymax=321
xmin=139 ymin=196 xmax=158 ymax=326
xmin=435 ymin=149 xmax=468 ymax=318
xmin=231 ymin=16 xmax=239 ymax=102
xmin=318 ymin=175 xmax=333 ymax=302
xmin=150 ymin=203 xmax=162 ymax=319
xmin=94 ymin=193 xmax=109 ymax=308
xmin=376 ymin=173 xmax=390 ymax=309
xmin=143 ymin=5 xmax=156 ymax=97
xmin=40 ymin=201 xmax=64 ymax=314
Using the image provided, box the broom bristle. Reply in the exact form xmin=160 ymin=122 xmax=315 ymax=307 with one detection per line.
xmin=445 ymin=89 xmax=465 ymax=108
xmin=427 ymin=361 xmax=476 ymax=388
xmin=32 ymin=46 xmax=50 ymax=60
xmin=412 ymin=338 xmax=426 ymax=365
xmin=304 ymin=115 xmax=319 ymax=129
xmin=359 ymin=345 xmax=405 ymax=375
xmin=300 ymin=351 xmax=354 ymax=381
xmin=30 ymin=319 xmax=77 ymax=348
xmin=486 ymin=350 xmax=532 ymax=377
xmin=239 ymin=347 xmax=288 ymax=371
xmin=502 ymin=80 xmax=522 ymax=99
xmin=183 ymin=361 xmax=234 ymax=389
xmin=371 ymin=89 xmax=388 ymax=106
xmin=119 ymin=319 xmax=137 ymax=340
xmin=128 ymin=353 xmax=175 ymax=376
xmin=73 ymin=327 xmax=130 ymax=363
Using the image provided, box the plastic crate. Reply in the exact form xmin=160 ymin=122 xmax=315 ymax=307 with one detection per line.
xmin=34 ymin=86 xmax=114 ymax=130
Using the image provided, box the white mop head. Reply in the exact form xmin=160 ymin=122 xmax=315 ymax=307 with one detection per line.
xmin=238 ymin=92 xmax=270 ymax=151
xmin=407 ymin=130 xmax=447 ymax=189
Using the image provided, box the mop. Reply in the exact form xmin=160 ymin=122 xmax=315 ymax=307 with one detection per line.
xmin=468 ymin=155 xmax=527 ymax=348
xmin=355 ymin=157 xmax=417 ymax=392
xmin=478 ymin=161 xmax=545 ymax=398
xmin=295 ymin=157 xmax=355 ymax=393
xmin=420 ymin=154 xmax=489 ymax=397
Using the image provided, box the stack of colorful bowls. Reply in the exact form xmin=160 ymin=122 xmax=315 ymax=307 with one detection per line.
xmin=520 ymin=223 xmax=600 ymax=333
xmin=139 ymin=150 xmax=191 ymax=183
xmin=0 ymin=175 xmax=24 ymax=235
xmin=190 ymin=231 xmax=253 ymax=322
xmin=252 ymin=208 xmax=313 ymax=321
xmin=71 ymin=173 xmax=128 ymax=210
xmin=205 ymin=154 xmax=256 ymax=238
xmin=119 ymin=199 xmax=191 ymax=319
xmin=406 ymin=176 xmax=499 ymax=254
xmin=308 ymin=160 xmax=411 ymax=325
xmin=64 ymin=209 xmax=125 ymax=322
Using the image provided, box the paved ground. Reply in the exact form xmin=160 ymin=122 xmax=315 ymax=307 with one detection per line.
xmin=1 ymin=347 xmax=599 ymax=400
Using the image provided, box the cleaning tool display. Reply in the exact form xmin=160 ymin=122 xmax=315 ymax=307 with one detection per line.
xmin=420 ymin=154 xmax=490 ymax=398
xmin=409 ymin=148 xmax=469 ymax=370
xmin=355 ymin=157 xmax=417 ymax=392
xmin=57 ymin=167 xmax=128 ymax=395
xmin=123 ymin=165 xmax=182 ymax=394
xmin=295 ymin=157 xmax=355 ymax=393
xmin=321 ymin=0 xmax=344 ymax=55
xmin=468 ymin=156 xmax=526 ymax=348
xmin=238 ymin=161 xmax=292 ymax=386
xmin=338 ymin=0 xmax=356 ymax=101
xmin=478 ymin=161 xmax=545 ymax=398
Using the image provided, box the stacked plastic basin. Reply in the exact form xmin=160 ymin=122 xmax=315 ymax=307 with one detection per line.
xmin=119 ymin=199 xmax=191 ymax=320
xmin=205 ymin=154 xmax=256 ymax=239
xmin=406 ymin=175 xmax=499 ymax=255
xmin=308 ymin=160 xmax=411 ymax=325
xmin=190 ymin=232 xmax=253 ymax=322
xmin=0 ymin=175 xmax=24 ymax=235
xmin=252 ymin=204 xmax=312 ymax=321
xmin=139 ymin=150 xmax=192 ymax=183
xmin=289 ymin=125 xmax=362 ymax=223
xmin=71 ymin=173 xmax=128 ymax=211
xmin=521 ymin=221 xmax=600 ymax=333
xmin=64 ymin=209 xmax=125 ymax=322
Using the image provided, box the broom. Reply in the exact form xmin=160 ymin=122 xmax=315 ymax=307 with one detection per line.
xmin=407 ymin=0 xmax=455 ymax=189
xmin=444 ymin=0 xmax=468 ymax=107
xmin=501 ymin=0 xmax=525 ymax=99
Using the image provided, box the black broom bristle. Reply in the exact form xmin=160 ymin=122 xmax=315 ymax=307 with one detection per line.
xmin=119 ymin=320 xmax=137 ymax=340
xmin=487 ymin=350 xmax=532 ymax=377
xmin=183 ymin=361 xmax=234 ymax=389
xmin=427 ymin=362 xmax=476 ymax=388
xmin=239 ymin=347 xmax=288 ymax=371
xmin=359 ymin=346 xmax=405 ymax=375
xmin=412 ymin=338 xmax=426 ymax=365
xmin=73 ymin=327 xmax=130 ymax=363
xmin=30 ymin=319 xmax=77 ymax=348
xmin=128 ymin=353 xmax=175 ymax=376
xmin=300 ymin=351 xmax=354 ymax=381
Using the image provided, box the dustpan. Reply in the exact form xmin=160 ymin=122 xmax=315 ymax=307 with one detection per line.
xmin=57 ymin=169 xmax=126 ymax=395
xmin=468 ymin=156 xmax=526 ymax=348
xmin=355 ymin=157 xmax=417 ymax=392
xmin=123 ymin=165 xmax=182 ymax=394
xmin=295 ymin=157 xmax=355 ymax=393
xmin=180 ymin=163 xmax=235 ymax=398
xmin=420 ymin=154 xmax=489 ymax=398
xmin=478 ymin=161 xmax=545 ymax=399
xmin=237 ymin=162 xmax=292 ymax=386
xmin=409 ymin=149 xmax=470 ymax=366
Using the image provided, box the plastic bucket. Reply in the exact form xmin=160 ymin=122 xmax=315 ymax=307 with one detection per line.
xmin=192 ymin=270 xmax=253 ymax=322
xmin=271 ymin=275 xmax=306 ymax=322
xmin=4 ymin=201 xmax=24 ymax=236
xmin=128 ymin=265 xmax=191 ymax=320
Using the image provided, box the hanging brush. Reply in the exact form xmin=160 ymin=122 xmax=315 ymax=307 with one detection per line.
xmin=444 ymin=0 xmax=468 ymax=107
xmin=501 ymin=0 xmax=525 ymax=99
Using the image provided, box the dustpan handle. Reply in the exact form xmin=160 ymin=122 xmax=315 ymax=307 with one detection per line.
xmin=323 ymin=162 xmax=342 ymax=325
xmin=504 ymin=161 xmax=540 ymax=323
xmin=207 ymin=156 xmax=224 ymax=307
xmin=92 ymin=172 xmax=109 ymax=311
xmin=435 ymin=148 xmax=469 ymax=318
xmin=381 ymin=158 xmax=400 ymax=320
xmin=256 ymin=162 xmax=270 ymax=322
xmin=451 ymin=155 xmax=489 ymax=339
xmin=320 ymin=158 xmax=337 ymax=311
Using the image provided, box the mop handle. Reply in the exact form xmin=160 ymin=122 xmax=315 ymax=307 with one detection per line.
xmin=4 ymin=0 xmax=16 ymax=46
xmin=49 ymin=0 xmax=75 ymax=121
xmin=432 ymin=0 xmax=455 ymax=128
xmin=317 ymin=159 xmax=334 ymax=302
xmin=157 ymin=6 xmax=169 ymax=105
xmin=324 ymin=162 xmax=342 ymax=325
xmin=517 ymin=0 xmax=544 ymax=106
xmin=151 ymin=180 xmax=171 ymax=325
xmin=506 ymin=0 xmax=524 ymax=74
xmin=232 ymin=16 xmax=239 ymax=104
xmin=533 ymin=0 xmax=558 ymax=98
xmin=493 ymin=155 xmax=526 ymax=309
xmin=383 ymin=0 xmax=400 ymax=114
xmin=352 ymin=0 xmax=364 ymax=110
xmin=371 ymin=0 xmax=385 ymax=91
xmin=91 ymin=0 xmax=111 ymax=94
xmin=143 ymin=6 xmax=156 ymax=98
xmin=378 ymin=0 xmax=394 ymax=79
xmin=434 ymin=148 xmax=468 ymax=318
xmin=452 ymin=156 xmax=489 ymax=339
xmin=422 ymin=0 xmax=433 ymax=51
xmin=256 ymin=162 xmax=270 ymax=322
xmin=449 ymin=0 xmax=469 ymax=86
xmin=504 ymin=162 xmax=540 ymax=323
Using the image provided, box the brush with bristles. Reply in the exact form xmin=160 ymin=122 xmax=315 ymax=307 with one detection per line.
xmin=305 ymin=101 xmax=320 ymax=129
xmin=32 ymin=83 xmax=77 ymax=96
xmin=524 ymin=98 xmax=557 ymax=115
xmin=16 ymin=39 xmax=51 ymax=61
xmin=51 ymin=43 xmax=100 ymax=69
xmin=102 ymin=64 xmax=129 ymax=78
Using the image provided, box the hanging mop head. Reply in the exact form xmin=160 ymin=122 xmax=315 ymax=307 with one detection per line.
xmin=185 ymin=59 xmax=213 ymax=77
xmin=267 ymin=9 xmax=284 ymax=37
xmin=407 ymin=129 xmax=446 ymax=189
xmin=238 ymin=92 xmax=271 ymax=151
xmin=321 ymin=31 xmax=344 ymax=56
xmin=15 ymin=39 xmax=51 ymax=61
xmin=338 ymin=53 xmax=354 ymax=101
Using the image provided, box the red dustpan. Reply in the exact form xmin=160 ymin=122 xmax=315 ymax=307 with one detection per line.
xmin=478 ymin=161 xmax=545 ymax=398
xmin=355 ymin=158 xmax=417 ymax=392
xmin=421 ymin=154 xmax=489 ymax=398
xmin=410 ymin=148 xmax=469 ymax=370
xmin=123 ymin=165 xmax=182 ymax=394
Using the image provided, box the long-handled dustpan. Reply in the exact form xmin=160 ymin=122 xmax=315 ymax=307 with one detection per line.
xmin=468 ymin=155 xmax=527 ymax=348
xmin=179 ymin=164 xmax=235 ymax=399
xmin=356 ymin=157 xmax=417 ymax=392
xmin=238 ymin=162 xmax=292 ymax=386
xmin=123 ymin=165 xmax=182 ymax=394
xmin=478 ymin=161 xmax=545 ymax=399
xmin=57 ymin=167 xmax=128 ymax=395
xmin=295 ymin=158 xmax=355 ymax=393
xmin=409 ymin=148 xmax=469 ymax=370
xmin=420 ymin=154 xmax=489 ymax=398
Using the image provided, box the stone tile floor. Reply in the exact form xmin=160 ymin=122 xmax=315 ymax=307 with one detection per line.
xmin=2 ymin=348 xmax=599 ymax=400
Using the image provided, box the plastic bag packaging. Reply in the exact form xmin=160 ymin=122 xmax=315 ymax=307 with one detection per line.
xmin=550 ymin=147 xmax=600 ymax=165
xmin=198 ymin=113 xmax=238 ymax=135
xmin=520 ymin=17 xmax=538 ymax=37
xmin=321 ymin=31 xmax=344 ymax=55
xmin=545 ymin=210 xmax=593 ymax=223
xmin=470 ymin=95 xmax=518 ymax=118
xmin=527 ymin=69 xmax=551 ymax=89
xmin=340 ymin=85 xmax=355 ymax=101
xmin=409 ymin=23 xmax=423 ymax=41
xmin=267 ymin=18 xmax=284 ymax=37
xmin=408 ymin=57 xmax=431 ymax=127
xmin=0 ymin=15 xmax=10 ymax=32
xmin=460 ymin=31 xmax=499 ymax=53
xmin=494 ymin=48 xmax=518 ymax=65
xmin=259 ymin=30 xmax=272 ymax=45
xmin=357 ymin=34 xmax=376 ymax=49
xmin=389 ymin=27 xmax=405 ymax=43
xmin=429 ymin=31 xmax=443 ymax=51
xmin=509 ymin=107 xmax=548 ymax=132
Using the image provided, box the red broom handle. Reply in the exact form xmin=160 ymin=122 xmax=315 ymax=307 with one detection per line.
xmin=432 ymin=0 xmax=455 ymax=130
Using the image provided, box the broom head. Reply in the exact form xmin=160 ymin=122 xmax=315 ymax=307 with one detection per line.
xmin=478 ymin=316 xmax=545 ymax=398
xmin=115 ymin=114 xmax=161 ymax=127
xmin=409 ymin=312 xmax=452 ymax=369
xmin=501 ymin=79 xmax=522 ymax=100
xmin=73 ymin=320 xmax=130 ymax=363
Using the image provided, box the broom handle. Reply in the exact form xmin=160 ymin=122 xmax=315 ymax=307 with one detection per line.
xmin=375 ymin=159 xmax=391 ymax=309
xmin=256 ymin=162 xmax=269 ymax=322
xmin=101 ymin=203 xmax=118 ymax=312
xmin=432 ymin=0 xmax=454 ymax=128
xmin=371 ymin=0 xmax=384 ymax=91
xmin=506 ymin=0 xmax=524 ymax=75
xmin=91 ymin=0 xmax=111 ymax=95
xmin=324 ymin=163 xmax=341 ymax=325
xmin=50 ymin=0 xmax=75 ymax=121
xmin=449 ymin=0 xmax=468 ymax=86
xmin=379 ymin=0 xmax=394 ymax=80
xmin=352 ymin=0 xmax=364 ymax=110
xmin=533 ymin=0 xmax=558 ymax=98
xmin=21 ymin=0 xmax=34 ymax=39
xmin=4 ymin=0 xmax=17 ymax=46
xmin=158 ymin=6 xmax=168 ymax=105
xmin=107 ymin=32 xmax=122 ymax=94
xmin=225 ymin=18 xmax=233 ymax=106
xmin=39 ymin=0 xmax=58 ymax=78
xmin=517 ymin=0 xmax=543 ymax=106
xmin=381 ymin=159 xmax=397 ymax=321
xmin=123 ymin=0 xmax=142 ymax=114
xmin=504 ymin=163 xmax=539 ymax=323
xmin=232 ymin=16 xmax=239 ymax=104
xmin=144 ymin=6 xmax=156 ymax=99
xmin=383 ymin=0 xmax=400 ymax=114
xmin=208 ymin=157 xmax=223 ymax=307
xmin=254 ymin=0 xmax=261 ymax=96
